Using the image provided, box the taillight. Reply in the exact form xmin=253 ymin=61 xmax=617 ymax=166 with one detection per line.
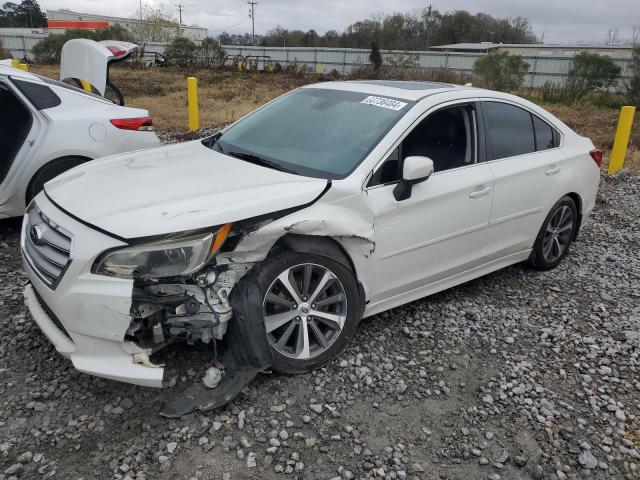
xmin=106 ymin=46 xmax=126 ymax=58
xmin=589 ymin=148 xmax=603 ymax=168
xmin=110 ymin=117 xmax=154 ymax=131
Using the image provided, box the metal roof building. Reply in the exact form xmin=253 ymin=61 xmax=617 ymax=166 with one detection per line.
xmin=430 ymin=42 xmax=634 ymax=58
xmin=46 ymin=9 xmax=207 ymax=42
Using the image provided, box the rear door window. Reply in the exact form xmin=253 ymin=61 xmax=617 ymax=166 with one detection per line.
xmin=483 ymin=101 xmax=535 ymax=160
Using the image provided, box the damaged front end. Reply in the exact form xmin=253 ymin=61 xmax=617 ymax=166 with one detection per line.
xmin=127 ymin=263 xmax=251 ymax=348
xmin=93 ymin=223 xmax=274 ymax=416
xmin=127 ymin=264 xmax=273 ymax=418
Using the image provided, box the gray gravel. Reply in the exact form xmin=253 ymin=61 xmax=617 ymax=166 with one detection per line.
xmin=1 ymin=169 xmax=639 ymax=480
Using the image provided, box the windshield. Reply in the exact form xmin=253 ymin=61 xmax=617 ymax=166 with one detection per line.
xmin=211 ymin=88 xmax=413 ymax=179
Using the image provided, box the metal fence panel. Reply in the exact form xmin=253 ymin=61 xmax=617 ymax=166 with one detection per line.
xmin=1 ymin=35 xmax=632 ymax=88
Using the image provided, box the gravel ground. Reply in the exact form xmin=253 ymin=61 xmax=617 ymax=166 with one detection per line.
xmin=1 ymin=169 xmax=639 ymax=480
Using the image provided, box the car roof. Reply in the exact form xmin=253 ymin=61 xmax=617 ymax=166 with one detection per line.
xmin=0 ymin=65 xmax=43 ymax=82
xmin=303 ymin=80 xmax=473 ymax=101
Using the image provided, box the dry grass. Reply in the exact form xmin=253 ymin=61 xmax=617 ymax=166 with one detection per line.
xmin=30 ymin=64 xmax=639 ymax=169
xmin=546 ymin=104 xmax=640 ymax=170
xmin=32 ymin=64 xmax=315 ymax=132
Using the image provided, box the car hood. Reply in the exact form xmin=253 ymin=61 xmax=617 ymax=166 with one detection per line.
xmin=44 ymin=141 xmax=328 ymax=239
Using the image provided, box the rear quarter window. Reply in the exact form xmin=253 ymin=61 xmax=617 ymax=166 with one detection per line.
xmin=11 ymin=78 xmax=61 ymax=110
xmin=532 ymin=114 xmax=560 ymax=150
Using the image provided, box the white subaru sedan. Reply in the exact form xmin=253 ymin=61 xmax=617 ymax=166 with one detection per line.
xmin=21 ymin=81 xmax=600 ymax=408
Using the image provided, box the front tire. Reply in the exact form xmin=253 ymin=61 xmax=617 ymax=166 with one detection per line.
xmin=528 ymin=196 xmax=577 ymax=270
xmin=254 ymin=251 xmax=361 ymax=374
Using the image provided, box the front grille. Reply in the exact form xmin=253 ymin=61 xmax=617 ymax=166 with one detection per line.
xmin=32 ymin=285 xmax=73 ymax=341
xmin=22 ymin=203 xmax=73 ymax=290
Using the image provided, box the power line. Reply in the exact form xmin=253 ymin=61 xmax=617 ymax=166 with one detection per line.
xmin=248 ymin=1 xmax=258 ymax=46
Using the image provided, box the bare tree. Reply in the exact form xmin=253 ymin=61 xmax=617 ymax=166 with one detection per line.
xmin=606 ymin=28 xmax=620 ymax=44
xmin=129 ymin=5 xmax=180 ymax=43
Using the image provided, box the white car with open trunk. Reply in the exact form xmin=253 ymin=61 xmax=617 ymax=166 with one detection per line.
xmin=21 ymin=80 xmax=601 ymax=415
xmin=0 ymin=39 xmax=159 ymax=219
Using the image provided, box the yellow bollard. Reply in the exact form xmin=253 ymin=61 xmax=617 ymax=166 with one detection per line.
xmin=18 ymin=62 xmax=28 ymax=71
xmin=79 ymin=79 xmax=92 ymax=92
xmin=187 ymin=76 xmax=199 ymax=132
xmin=608 ymin=106 xmax=636 ymax=174
xmin=316 ymin=63 xmax=323 ymax=75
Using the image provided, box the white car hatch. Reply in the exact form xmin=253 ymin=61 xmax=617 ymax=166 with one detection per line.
xmin=59 ymin=39 xmax=137 ymax=96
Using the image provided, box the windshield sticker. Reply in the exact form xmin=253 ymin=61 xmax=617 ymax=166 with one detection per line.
xmin=361 ymin=96 xmax=408 ymax=111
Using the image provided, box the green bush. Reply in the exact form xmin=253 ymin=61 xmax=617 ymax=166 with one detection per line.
xmin=565 ymin=52 xmax=621 ymax=102
xmin=31 ymin=25 xmax=134 ymax=63
xmin=0 ymin=38 xmax=10 ymax=59
xmin=199 ymin=37 xmax=226 ymax=67
xmin=164 ymin=36 xmax=198 ymax=67
xmin=369 ymin=40 xmax=382 ymax=76
xmin=473 ymin=51 xmax=529 ymax=91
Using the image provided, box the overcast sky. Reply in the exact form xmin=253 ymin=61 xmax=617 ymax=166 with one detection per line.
xmin=39 ymin=0 xmax=639 ymax=44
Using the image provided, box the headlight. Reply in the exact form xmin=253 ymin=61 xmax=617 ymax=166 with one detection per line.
xmin=93 ymin=224 xmax=232 ymax=279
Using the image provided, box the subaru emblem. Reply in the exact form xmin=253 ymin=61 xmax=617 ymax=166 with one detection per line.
xmin=30 ymin=224 xmax=44 ymax=245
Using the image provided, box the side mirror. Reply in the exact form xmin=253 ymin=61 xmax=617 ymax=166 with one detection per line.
xmin=393 ymin=156 xmax=434 ymax=201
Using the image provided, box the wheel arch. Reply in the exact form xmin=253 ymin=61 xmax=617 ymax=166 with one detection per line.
xmin=26 ymin=155 xmax=92 ymax=205
xmin=273 ymin=234 xmax=356 ymax=275
xmin=270 ymin=234 xmax=367 ymax=308
xmin=565 ymin=192 xmax=583 ymax=240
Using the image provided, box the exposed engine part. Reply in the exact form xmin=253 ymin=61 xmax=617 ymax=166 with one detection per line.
xmin=202 ymin=367 xmax=223 ymax=389
xmin=196 ymin=270 xmax=217 ymax=287
xmin=127 ymin=263 xmax=254 ymax=349
xmin=152 ymin=323 xmax=165 ymax=343
xmin=183 ymin=296 xmax=200 ymax=315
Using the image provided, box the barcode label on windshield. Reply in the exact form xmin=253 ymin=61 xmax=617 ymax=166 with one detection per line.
xmin=361 ymin=96 xmax=407 ymax=111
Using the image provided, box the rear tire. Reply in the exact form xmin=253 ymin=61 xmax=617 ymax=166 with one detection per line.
xmin=254 ymin=250 xmax=361 ymax=374
xmin=528 ymin=196 xmax=577 ymax=270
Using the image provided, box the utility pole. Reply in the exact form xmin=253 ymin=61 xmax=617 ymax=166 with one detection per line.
xmin=25 ymin=2 xmax=33 ymax=28
xmin=424 ymin=4 xmax=432 ymax=51
xmin=248 ymin=1 xmax=258 ymax=46
xmin=176 ymin=3 xmax=184 ymax=26
xmin=139 ymin=0 xmax=143 ymax=21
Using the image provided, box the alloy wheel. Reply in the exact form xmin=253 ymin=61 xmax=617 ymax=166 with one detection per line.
xmin=542 ymin=205 xmax=574 ymax=263
xmin=262 ymin=263 xmax=348 ymax=360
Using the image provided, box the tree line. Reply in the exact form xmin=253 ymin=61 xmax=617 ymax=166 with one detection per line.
xmin=221 ymin=9 xmax=537 ymax=49
xmin=0 ymin=0 xmax=46 ymax=28
xmin=3 ymin=2 xmax=536 ymax=51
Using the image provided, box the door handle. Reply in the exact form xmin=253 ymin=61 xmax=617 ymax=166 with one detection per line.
xmin=545 ymin=165 xmax=561 ymax=175
xmin=469 ymin=185 xmax=492 ymax=199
